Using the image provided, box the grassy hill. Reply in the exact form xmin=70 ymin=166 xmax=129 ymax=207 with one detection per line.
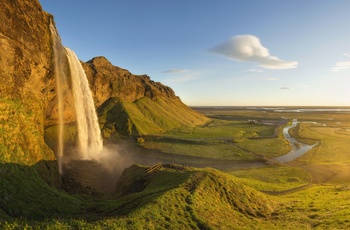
xmin=0 ymin=165 xmax=279 ymax=229
xmin=98 ymin=96 xmax=209 ymax=137
xmin=2 ymin=163 xmax=350 ymax=229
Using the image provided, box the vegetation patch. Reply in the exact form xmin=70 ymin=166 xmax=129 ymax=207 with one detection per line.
xmin=230 ymin=166 xmax=311 ymax=191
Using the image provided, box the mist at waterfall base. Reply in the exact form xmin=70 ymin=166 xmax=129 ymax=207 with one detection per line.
xmin=60 ymin=142 xmax=136 ymax=194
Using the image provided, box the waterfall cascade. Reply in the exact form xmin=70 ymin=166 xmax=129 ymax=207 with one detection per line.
xmin=50 ymin=22 xmax=66 ymax=173
xmin=50 ymin=22 xmax=103 ymax=171
xmin=50 ymin=23 xmax=116 ymax=194
xmin=65 ymin=48 xmax=103 ymax=160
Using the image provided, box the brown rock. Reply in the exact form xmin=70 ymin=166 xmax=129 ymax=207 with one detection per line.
xmin=83 ymin=56 xmax=176 ymax=108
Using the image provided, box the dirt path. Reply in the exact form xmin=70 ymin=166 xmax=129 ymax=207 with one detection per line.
xmin=260 ymin=183 xmax=312 ymax=195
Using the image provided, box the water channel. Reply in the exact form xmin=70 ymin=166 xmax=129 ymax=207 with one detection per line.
xmin=274 ymin=119 xmax=318 ymax=163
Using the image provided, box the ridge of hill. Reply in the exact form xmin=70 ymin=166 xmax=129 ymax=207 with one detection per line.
xmin=97 ymin=96 xmax=209 ymax=137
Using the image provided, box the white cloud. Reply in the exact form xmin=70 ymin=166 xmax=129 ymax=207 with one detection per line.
xmin=331 ymin=61 xmax=350 ymax=72
xmin=265 ymin=77 xmax=278 ymax=81
xmin=162 ymin=69 xmax=188 ymax=74
xmin=245 ymin=68 xmax=263 ymax=73
xmin=279 ymin=83 xmax=307 ymax=90
xmin=210 ymin=35 xmax=298 ymax=70
xmin=344 ymin=52 xmax=350 ymax=57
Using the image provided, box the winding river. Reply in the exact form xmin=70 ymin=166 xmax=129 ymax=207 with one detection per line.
xmin=274 ymin=119 xmax=318 ymax=163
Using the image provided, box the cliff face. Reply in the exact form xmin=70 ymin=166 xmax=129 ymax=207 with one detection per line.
xmin=0 ymin=0 xmax=62 ymax=191
xmin=83 ymin=56 xmax=176 ymax=107
xmin=0 ymin=0 xmax=57 ymax=165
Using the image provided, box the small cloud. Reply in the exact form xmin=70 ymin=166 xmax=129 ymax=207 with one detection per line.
xmin=245 ymin=68 xmax=263 ymax=73
xmin=331 ymin=61 xmax=350 ymax=72
xmin=265 ymin=77 xmax=278 ymax=81
xmin=344 ymin=52 xmax=350 ymax=57
xmin=162 ymin=69 xmax=188 ymax=74
xmin=163 ymin=71 xmax=199 ymax=84
xmin=209 ymin=35 xmax=298 ymax=70
xmin=280 ymin=87 xmax=292 ymax=90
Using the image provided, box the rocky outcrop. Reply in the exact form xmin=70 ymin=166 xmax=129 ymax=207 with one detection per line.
xmin=83 ymin=56 xmax=176 ymax=108
xmin=0 ymin=0 xmax=56 ymax=102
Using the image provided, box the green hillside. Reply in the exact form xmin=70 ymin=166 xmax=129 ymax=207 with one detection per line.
xmin=0 ymin=165 xmax=278 ymax=229
xmin=98 ymin=96 xmax=209 ymax=137
xmin=2 ymin=162 xmax=350 ymax=229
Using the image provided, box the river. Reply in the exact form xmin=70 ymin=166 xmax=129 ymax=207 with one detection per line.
xmin=274 ymin=119 xmax=318 ymax=163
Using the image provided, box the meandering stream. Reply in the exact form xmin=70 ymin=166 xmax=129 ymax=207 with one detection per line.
xmin=274 ymin=119 xmax=318 ymax=163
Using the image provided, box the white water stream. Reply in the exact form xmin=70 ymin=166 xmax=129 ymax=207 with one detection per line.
xmin=65 ymin=48 xmax=103 ymax=160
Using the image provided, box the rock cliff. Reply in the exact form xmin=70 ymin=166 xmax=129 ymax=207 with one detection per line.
xmin=83 ymin=56 xmax=176 ymax=107
xmin=0 ymin=0 xmax=57 ymax=169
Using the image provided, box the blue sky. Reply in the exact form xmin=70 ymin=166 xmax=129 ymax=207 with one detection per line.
xmin=40 ymin=0 xmax=350 ymax=106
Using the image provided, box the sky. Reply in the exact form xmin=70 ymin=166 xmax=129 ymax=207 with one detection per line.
xmin=40 ymin=0 xmax=350 ymax=106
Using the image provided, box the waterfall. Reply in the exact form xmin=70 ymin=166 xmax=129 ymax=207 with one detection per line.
xmin=50 ymin=21 xmax=66 ymax=173
xmin=65 ymin=48 xmax=103 ymax=159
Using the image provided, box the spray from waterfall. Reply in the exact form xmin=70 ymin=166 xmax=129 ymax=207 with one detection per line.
xmin=65 ymin=48 xmax=103 ymax=159
xmin=49 ymin=20 xmax=127 ymax=192
xmin=50 ymin=21 xmax=65 ymax=173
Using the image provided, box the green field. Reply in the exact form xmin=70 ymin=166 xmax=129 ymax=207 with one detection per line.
xmin=140 ymin=117 xmax=291 ymax=162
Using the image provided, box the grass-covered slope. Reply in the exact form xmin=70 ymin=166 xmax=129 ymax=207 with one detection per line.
xmin=98 ymin=96 xmax=209 ymax=137
xmin=0 ymin=162 xmax=83 ymax=220
xmin=3 ymin=164 xmax=350 ymax=229
xmin=1 ymin=165 xmax=277 ymax=229
xmin=108 ymin=166 xmax=277 ymax=229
